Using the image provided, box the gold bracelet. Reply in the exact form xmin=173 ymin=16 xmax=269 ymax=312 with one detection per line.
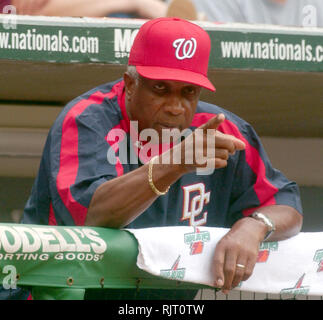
xmin=148 ymin=156 xmax=170 ymax=196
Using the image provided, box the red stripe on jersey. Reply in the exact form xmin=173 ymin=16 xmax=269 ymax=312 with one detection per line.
xmin=56 ymin=85 xmax=119 ymax=226
xmin=190 ymin=112 xmax=216 ymax=127
xmin=106 ymin=123 xmax=126 ymax=177
xmin=117 ymin=81 xmax=131 ymax=132
xmin=48 ymin=202 xmax=57 ymax=225
xmin=105 ymin=83 xmax=128 ymax=177
xmin=191 ymin=113 xmax=278 ymax=214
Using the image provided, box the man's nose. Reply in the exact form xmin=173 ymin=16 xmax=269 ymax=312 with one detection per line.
xmin=164 ymin=98 xmax=185 ymax=116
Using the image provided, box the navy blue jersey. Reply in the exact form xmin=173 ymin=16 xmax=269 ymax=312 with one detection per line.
xmin=22 ymin=79 xmax=302 ymax=228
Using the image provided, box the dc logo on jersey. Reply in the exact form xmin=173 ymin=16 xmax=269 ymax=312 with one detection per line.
xmin=173 ymin=38 xmax=197 ymax=60
xmin=181 ymin=183 xmax=210 ymax=226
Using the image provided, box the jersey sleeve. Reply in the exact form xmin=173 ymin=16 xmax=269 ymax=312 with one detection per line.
xmin=224 ymin=120 xmax=303 ymax=226
xmin=48 ymin=103 xmax=124 ymax=226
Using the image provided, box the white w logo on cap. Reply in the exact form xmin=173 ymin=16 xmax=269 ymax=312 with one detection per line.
xmin=173 ymin=38 xmax=197 ymax=60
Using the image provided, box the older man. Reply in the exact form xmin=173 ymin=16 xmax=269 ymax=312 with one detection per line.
xmin=18 ymin=17 xmax=302 ymax=299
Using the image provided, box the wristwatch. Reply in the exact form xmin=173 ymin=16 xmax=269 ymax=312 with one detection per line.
xmin=251 ymin=212 xmax=276 ymax=241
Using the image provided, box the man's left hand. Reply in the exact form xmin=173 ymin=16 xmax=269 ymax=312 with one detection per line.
xmin=212 ymin=217 xmax=267 ymax=294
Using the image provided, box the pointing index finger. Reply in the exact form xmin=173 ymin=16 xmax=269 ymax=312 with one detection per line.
xmin=200 ymin=113 xmax=225 ymax=131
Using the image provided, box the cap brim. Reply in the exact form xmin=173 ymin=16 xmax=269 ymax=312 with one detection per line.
xmin=136 ymin=66 xmax=216 ymax=92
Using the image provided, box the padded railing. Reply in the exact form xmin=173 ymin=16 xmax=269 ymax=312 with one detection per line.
xmin=0 ymin=223 xmax=323 ymax=300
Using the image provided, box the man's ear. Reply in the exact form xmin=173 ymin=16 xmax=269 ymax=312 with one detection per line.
xmin=123 ymin=71 xmax=135 ymax=99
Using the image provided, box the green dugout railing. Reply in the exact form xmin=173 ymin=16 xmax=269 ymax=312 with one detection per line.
xmin=0 ymin=15 xmax=322 ymax=71
xmin=0 ymin=223 xmax=209 ymax=300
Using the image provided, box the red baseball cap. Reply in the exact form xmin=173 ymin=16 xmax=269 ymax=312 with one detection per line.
xmin=128 ymin=17 xmax=215 ymax=92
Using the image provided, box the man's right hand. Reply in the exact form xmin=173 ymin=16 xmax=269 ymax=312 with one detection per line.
xmin=177 ymin=113 xmax=246 ymax=173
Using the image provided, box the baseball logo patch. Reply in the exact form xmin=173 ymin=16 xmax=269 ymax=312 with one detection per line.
xmin=184 ymin=227 xmax=210 ymax=255
xmin=173 ymin=37 xmax=197 ymax=60
xmin=313 ymin=249 xmax=323 ymax=272
xmin=181 ymin=183 xmax=210 ymax=226
xmin=160 ymin=255 xmax=186 ymax=280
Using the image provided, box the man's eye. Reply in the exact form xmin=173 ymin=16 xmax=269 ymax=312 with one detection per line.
xmin=153 ymin=83 xmax=166 ymax=91
xmin=184 ymin=86 xmax=197 ymax=95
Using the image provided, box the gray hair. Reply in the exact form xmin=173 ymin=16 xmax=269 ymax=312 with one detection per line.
xmin=126 ymin=65 xmax=139 ymax=84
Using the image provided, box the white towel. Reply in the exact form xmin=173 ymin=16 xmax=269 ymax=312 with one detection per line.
xmin=127 ymin=226 xmax=323 ymax=296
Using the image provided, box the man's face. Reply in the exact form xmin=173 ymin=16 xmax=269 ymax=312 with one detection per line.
xmin=124 ymin=73 xmax=201 ymax=138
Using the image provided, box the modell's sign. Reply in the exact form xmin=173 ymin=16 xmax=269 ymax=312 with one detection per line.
xmin=0 ymin=225 xmax=107 ymax=262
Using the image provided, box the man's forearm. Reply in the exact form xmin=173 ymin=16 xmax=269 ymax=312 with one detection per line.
xmin=245 ymin=205 xmax=303 ymax=242
xmin=14 ymin=0 xmax=138 ymax=17
xmin=85 ymin=160 xmax=185 ymax=228
xmin=13 ymin=0 xmax=167 ymax=18
xmin=134 ymin=0 xmax=167 ymax=19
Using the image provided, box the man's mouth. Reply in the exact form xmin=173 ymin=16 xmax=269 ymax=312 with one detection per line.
xmin=157 ymin=122 xmax=180 ymax=130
